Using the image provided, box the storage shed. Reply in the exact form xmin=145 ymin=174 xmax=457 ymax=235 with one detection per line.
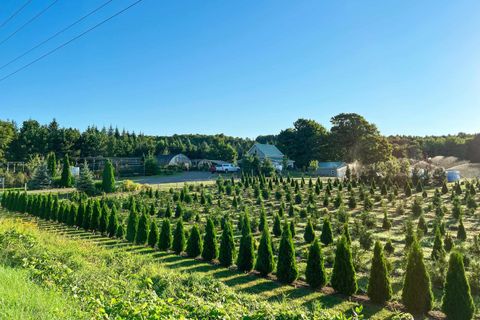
xmin=317 ymin=162 xmax=348 ymax=178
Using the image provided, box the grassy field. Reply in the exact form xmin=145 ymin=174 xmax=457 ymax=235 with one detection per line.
xmin=1 ymin=176 xmax=479 ymax=319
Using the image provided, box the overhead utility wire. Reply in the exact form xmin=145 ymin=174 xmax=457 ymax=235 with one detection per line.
xmin=0 ymin=0 xmax=145 ymax=83
xmin=0 ymin=0 xmax=59 ymax=47
xmin=0 ymin=0 xmax=115 ymax=72
xmin=0 ymin=0 xmax=33 ymax=30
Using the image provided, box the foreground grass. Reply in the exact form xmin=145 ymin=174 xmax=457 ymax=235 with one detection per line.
xmin=0 ymin=265 xmax=86 ymax=320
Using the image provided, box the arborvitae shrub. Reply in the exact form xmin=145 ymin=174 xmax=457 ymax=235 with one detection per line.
xmin=102 ymin=159 xmax=116 ymax=193
xmin=402 ymin=240 xmax=433 ymax=315
xmin=331 ymin=236 xmax=357 ymax=295
xmin=136 ymin=213 xmax=150 ymax=244
xmin=187 ymin=225 xmax=202 ymax=258
xmin=60 ymin=154 xmax=73 ymax=188
xmin=158 ymin=219 xmax=172 ymax=251
xmin=172 ymin=220 xmax=186 ymax=254
xmin=91 ymin=200 xmax=102 ymax=231
xmin=99 ymin=205 xmax=109 ymax=234
xmin=442 ymin=251 xmax=475 ymax=320
xmin=237 ymin=214 xmax=255 ymax=272
xmin=202 ymin=218 xmax=218 ymax=261
xmin=305 ymin=238 xmax=326 ymax=289
xmin=431 ymin=226 xmax=446 ymax=261
xmin=219 ymin=220 xmax=235 ymax=267
xmin=273 ymin=214 xmax=282 ymax=237
xmin=367 ymin=241 xmax=392 ymax=304
xmin=76 ymin=202 xmax=85 ymax=227
xmin=320 ymin=218 xmax=333 ymax=245
xmin=255 ymin=226 xmax=274 ymax=276
xmin=384 ymin=239 xmax=394 ymax=255
xmin=457 ymin=218 xmax=467 ymax=241
xmin=148 ymin=219 xmax=159 ymax=248
xmin=276 ymin=223 xmax=298 ymax=284
xmin=289 ymin=220 xmax=295 ymax=237
xmin=126 ymin=210 xmax=139 ymax=243
xmin=107 ymin=205 xmax=119 ymax=237
xmin=304 ymin=219 xmax=315 ymax=243
xmin=67 ymin=204 xmax=77 ymax=227
xmin=83 ymin=203 xmax=93 ymax=230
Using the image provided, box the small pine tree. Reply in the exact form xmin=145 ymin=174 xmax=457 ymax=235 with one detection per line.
xmin=320 ymin=218 xmax=333 ymax=245
xmin=305 ymin=238 xmax=326 ymax=289
xmin=172 ymin=220 xmax=186 ymax=254
xmin=186 ymin=225 xmax=202 ymax=258
xmin=76 ymin=162 xmax=96 ymax=195
xmin=148 ymin=219 xmax=159 ymax=248
xmin=304 ymin=219 xmax=315 ymax=243
xmin=102 ymin=159 xmax=116 ymax=193
xmin=136 ymin=213 xmax=150 ymax=244
xmin=431 ymin=226 xmax=446 ymax=261
xmin=442 ymin=251 xmax=475 ymax=320
xmin=28 ymin=163 xmax=52 ymax=190
xmin=202 ymin=218 xmax=218 ymax=261
xmin=255 ymin=226 xmax=274 ymax=276
xmin=158 ymin=219 xmax=172 ymax=251
xmin=367 ymin=241 xmax=392 ymax=304
xmin=237 ymin=213 xmax=255 ymax=272
xmin=276 ymin=222 xmax=298 ymax=284
xmin=60 ymin=154 xmax=73 ymax=188
xmin=402 ymin=240 xmax=433 ymax=315
xmin=126 ymin=210 xmax=139 ymax=243
xmin=331 ymin=236 xmax=357 ymax=295
xmin=219 ymin=220 xmax=235 ymax=267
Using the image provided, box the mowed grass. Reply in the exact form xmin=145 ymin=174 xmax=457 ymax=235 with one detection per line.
xmin=0 ymin=265 xmax=86 ymax=320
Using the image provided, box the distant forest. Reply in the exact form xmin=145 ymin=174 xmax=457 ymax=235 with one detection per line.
xmin=1 ymin=114 xmax=479 ymax=168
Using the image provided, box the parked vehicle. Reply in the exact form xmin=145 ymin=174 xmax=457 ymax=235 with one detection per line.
xmin=213 ymin=163 xmax=240 ymax=173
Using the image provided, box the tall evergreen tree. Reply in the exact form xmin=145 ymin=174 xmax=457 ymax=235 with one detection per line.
xmin=148 ymin=219 xmax=159 ymax=248
xmin=60 ymin=154 xmax=73 ymax=187
xmin=46 ymin=152 xmax=56 ymax=177
xmin=276 ymin=222 xmax=298 ymax=284
xmin=202 ymin=218 xmax=218 ymax=261
xmin=237 ymin=213 xmax=255 ymax=272
xmin=186 ymin=225 xmax=202 ymax=258
xmin=99 ymin=205 xmax=109 ymax=234
xmin=442 ymin=251 xmax=475 ymax=320
xmin=320 ymin=218 xmax=333 ymax=245
xmin=402 ymin=240 xmax=433 ymax=315
xmin=367 ymin=241 xmax=392 ymax=304
xmin=331 ymin=236 xmax=357 ymax=295
xmin=136 ymin=212 xmax=150 ymax=244
xmin=102 ymin=159 xmax=116 ymax=193
xmin=219 ymin=219 xmax=235 ymax=267
xmin=83 ymin=202 xmax=93 ymax=230
xmin=107 ymin=205 xmax=119 ymax=237
xmin=305 ymin=238 xmax=326 ymax=289
xmin=76 ymin=161 xmax=96 ymax=195
xmin=90 ymin=200 xmax=101 ymax=231
xmin=172 ymin=219 xmax=186 ymax=254
xmin=255 ymin=226 xmax=274 ymax=276
xmin=158 ymin=219 xmax=172 ymax=251
xmin=126 ymin=210 xmax=139 ymax=243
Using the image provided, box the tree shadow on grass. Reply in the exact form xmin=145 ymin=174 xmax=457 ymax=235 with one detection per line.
xmin=165 ymin=258 xmax=200 ymax=270
xmin=223 ymin=273 xmax=258 ymax=287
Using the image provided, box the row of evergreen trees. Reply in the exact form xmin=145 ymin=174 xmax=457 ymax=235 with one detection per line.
xmin=1 ymin=191 xmax=475 ymax=318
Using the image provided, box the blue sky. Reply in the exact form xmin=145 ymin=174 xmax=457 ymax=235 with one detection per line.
xmin=0 ymin=0 xmax=479 ymax=138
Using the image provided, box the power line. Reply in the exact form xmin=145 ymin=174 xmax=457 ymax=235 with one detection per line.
xmin=0 ymin=0 xmax=115 ymax=72
xmin=0 ymin=0 xmax=145 ymax=84
xmin=0 ymin=0 xmax=33 ymax=30
xmin=0 ymin=0 xmax=59 ymax=47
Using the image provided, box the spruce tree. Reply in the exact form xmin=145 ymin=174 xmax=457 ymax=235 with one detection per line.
xmin=107 ymin=205 xmax=119 ymax=237
xmin=367 ymin=241 xmax=392 ymax=304
xmin=331 ymin=236 xmax=357 ymax=295
xmin=219 ymin=219 xmax=235 ymax=267
xmin=202 ymin=218 xmax=218 ymax=261
xmin=304 ymin=219 xmax=315 ymax=243
xmin=172 ymin=219 xmax=186 ymax=254
xmin=442 ymin=251 xmax=475 ymax=320
xmin=148 ymin=219 xmax=159 ymax=248
xmin=60 ymin=154 xmax=73 ymax=187
xmin=402 ymin=240 xmax=433 ymax=315
xmin=126 ymin=210 xmax=139 ymax=243
xmin=237 ymin=213 xmax=255 ymax=272
xmin=76 ymin=162 xmax=95 ymax=195
xmin=320 ymin=218 xmax=333 ymax=245
xmin=276 ymin=222 xmax=298 ymax=284
xmin=186 ymin=225 xmax=202 ymax=258
xmin=305 ymin=238 xmax=326 ymax=289
xmin=255 ymin=226 xmax=274 ymax=276
xmin=102 ymin=159 xmax=116 ymax=193
xmin=158 ymin=219 xmax=172 ymax=251
xmin=28 ymin=163 xmax=52 ymax=190
xmin=136 ymin=212 xmax=150 ymax=244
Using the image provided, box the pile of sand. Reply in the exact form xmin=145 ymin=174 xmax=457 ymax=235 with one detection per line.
xmin=448 ymin=163 xmax=480 ymax=179
xmin=429 ymin=156 xmax=468 ymax=169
